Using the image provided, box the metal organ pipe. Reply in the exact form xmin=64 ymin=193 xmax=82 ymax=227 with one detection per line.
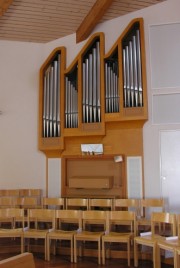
xmin=65 ymin=67 xmax=78 ymax=129
xmin=43 ymin=54 xmax=61 ymax=137
xmin=122 ymin=27 xmax=143 ymax=108
xmin=82 ymin=40 xmax=101 ymax=123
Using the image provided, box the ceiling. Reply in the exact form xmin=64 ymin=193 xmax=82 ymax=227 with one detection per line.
xmin=0 ymin=0 xmax=166 ymax=43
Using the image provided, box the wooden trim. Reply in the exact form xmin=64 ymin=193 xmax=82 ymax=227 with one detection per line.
xmin=38 ymin=47 xmax=66 ymax=153
xmin=76 ymin=0 xmax=113 ymax=43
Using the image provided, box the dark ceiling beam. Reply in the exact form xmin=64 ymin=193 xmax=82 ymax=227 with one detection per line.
xmin=0 ymin=0 xmax=13 ymax=16
xmin=76 ymin=0 xmax=114 ymax=43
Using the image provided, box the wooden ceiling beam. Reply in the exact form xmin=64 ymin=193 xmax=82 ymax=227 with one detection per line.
xmin=0 ymin=0 xmax=13 ymax=16
xmin=76 ymin=0 xmax=114 ymax=43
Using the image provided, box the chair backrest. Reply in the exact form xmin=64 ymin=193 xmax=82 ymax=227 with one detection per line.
xmin=89 ymin=198 xmax=113 ymax=210
xmin=114 ymin=198 xmax=139 ymax=215
xmin=19 ymin=189 xmax=42 ymax=197
xmin=42 ymin=197 xmax=65 ymax=209
xmin=151 ymin=212 xmax=176 ymax=236
xmin=106 ymin=210 xmax=136 ymax=235
xmin=66 ymin=198 xmax=89 ymax=210
xmin=55 ymin=209 xmax=82 ymax=230
xmin=140 ymin=198 xmax=164 ymax=218
xmin=82 ymin=210 xmax=107 ymax=231
xmin=19 ymin=189 xmax=42 ymax=205
xmin=0 ymin=208 xmax=24 ymax=228
xmin=20 ymin=197 xmax=39 ymax=209
xmin=0 ymin=197 xmax=14 ymax=208
xmin=27 ymin=209 xmax=55 ymax=229
xmin=0 ymin=190 xmax=20 ymax=197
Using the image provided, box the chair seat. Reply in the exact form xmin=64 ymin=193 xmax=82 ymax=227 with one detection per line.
xmin=24 ymin=229 xmax=49 ymax=238
xmin=102 ymin=232 xmax=132 ymax=242
xmin=75 ymin=231 xmax=104 ymax=240
xmin=135 ymin=234 xmax=165 ymax=246
xmin=158 ymin=238 xmax=180 ymax=250
xmin=48 ymin=230 xmax=76 ymax=239
xmin=0 ymin=228 xmax=23 ymax=237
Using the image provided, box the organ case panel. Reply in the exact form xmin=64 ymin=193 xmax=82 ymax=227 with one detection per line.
xmin=104 ymin=17 xmax=148 ymax=122
xmin=39 ymin=47 xmax=66 ymax=153
xmin=63 ymin=32 xmax=105 ymax=137
xmin=122 ymin=18 xmax=147 ymax=119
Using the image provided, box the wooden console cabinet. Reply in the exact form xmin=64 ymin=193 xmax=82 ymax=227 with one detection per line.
xmin=61 ymin=155 xmax=126 ymax=198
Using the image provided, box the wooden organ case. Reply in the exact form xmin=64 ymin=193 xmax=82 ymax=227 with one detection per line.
xmin=38 ymin=18 xmax=148 ymax=198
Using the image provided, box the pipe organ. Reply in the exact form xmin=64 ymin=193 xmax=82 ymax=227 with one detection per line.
xmin=39 ymin=18 xmax=148 ymax=155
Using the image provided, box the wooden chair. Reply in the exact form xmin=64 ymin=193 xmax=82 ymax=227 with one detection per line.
xmin=102 ymin=211 xmax=136 ymax=266
xmin=137 ymin=198 xmax=165 ymax=233
xmin=74 ymin=210 xmax=107 ymax=265
xmin=41 ymin=197 xmax=65 ymax=209
xmin=66 ymin=198 xmax=89 ymax=210
xmin=0 ymin=253 xmax=35 ymax=268
xmin=47 ymin=209 xmax=82 ymax=262
xmin=89 ymin=198 xmax=113 ymax=210
xmin=0 ymin=208 xmax=25 ymax=254
xmin=134 ymin=212 xmax=176 ymax=268
xmin=23 ymin=208 xmax=55 ymax=260
xmin=157 ymin=214 xmax=180 ymax=268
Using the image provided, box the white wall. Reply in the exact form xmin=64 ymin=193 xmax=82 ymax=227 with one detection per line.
xmin=0 ymin=41 xmax=46 ymax=193
xmin=0 ymin=0 xmax=179 ymax=199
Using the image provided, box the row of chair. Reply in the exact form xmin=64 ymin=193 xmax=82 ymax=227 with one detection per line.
xmin=0 ymin=189 xmax=42 ymax=197
xmin=0 ymin=197 xmax=165 ymax=236
xmin=0 ymin=208 xmax=136 ymax=265
xmin=0 ymin=196 xmax=164 ymax=213
xmin=0 ymin=207 xmax=179 ymax=267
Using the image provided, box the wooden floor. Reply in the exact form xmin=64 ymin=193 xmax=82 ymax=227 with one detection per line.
xmin=0 ymin=252 xmax=173 ymax=268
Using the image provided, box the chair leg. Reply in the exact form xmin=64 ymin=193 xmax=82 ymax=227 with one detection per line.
xmin=175 ymin=249 xmax=178 ymax=268
xmin=102 ymin=240 xmax=105 ymax=265
xmin=153 ymin=245 xmax=156 ymax=268
xmin=98 ymin=240 xmax=101 ymax=265
xmin=21 ymin=236 xmax=24 ymax=253
xmin=74 ymin=238 xmax=77 ymax=263
xmin=127 ymin=240 xmax=130 ymax=266
xmin=134 ymin=240 xmax=138 ymax=267
xmin=45 ymin=238 xmax=47 ymax=260
xmin=47 ymin=237 xmax=50 ymax=261
xmin=156 ymin=244 xmax=161 ymax=268
xmin=70 ymin=238 xmax=73 ymax=263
